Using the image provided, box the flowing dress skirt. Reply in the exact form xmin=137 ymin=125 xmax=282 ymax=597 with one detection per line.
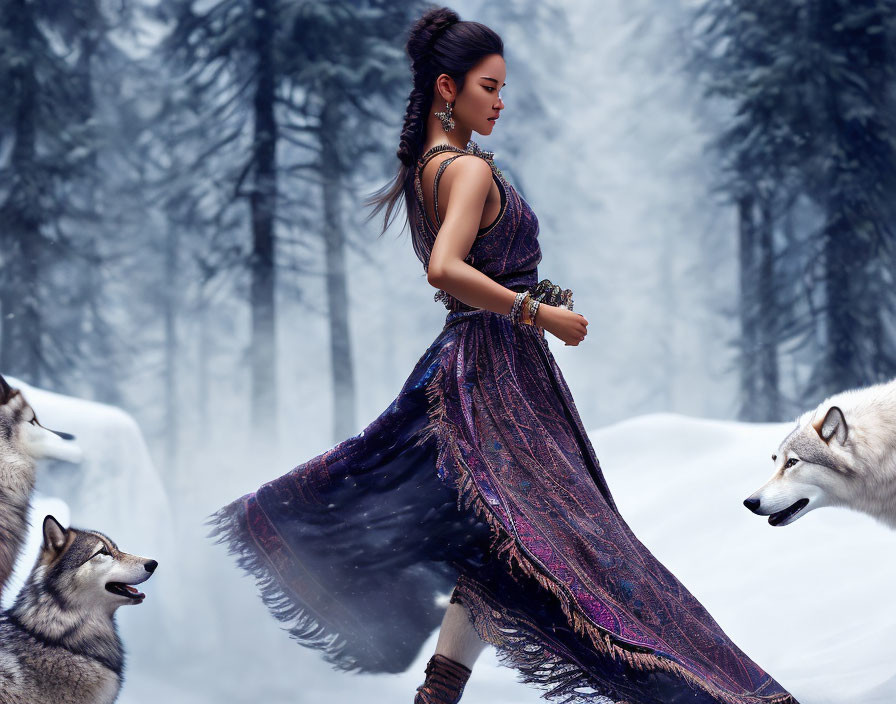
xmin=210 ymin=308 xmax=797 ymax=704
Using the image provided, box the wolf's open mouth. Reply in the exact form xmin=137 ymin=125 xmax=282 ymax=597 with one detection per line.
xmin=768 ymin=498 xmax=809 ymax=527
xmin=105 ymin=582 xmax=145 ymax=600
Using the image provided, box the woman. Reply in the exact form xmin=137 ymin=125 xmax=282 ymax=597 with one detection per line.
xmin=210 ymin=7 xmax=799 ymax=704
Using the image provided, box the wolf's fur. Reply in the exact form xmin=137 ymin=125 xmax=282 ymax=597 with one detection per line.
xmin=0 ymin=375 xmax=81 ymax=597
xmin=0 ymin=377 xmax=77 ymax=596
xmin=0 ymin=515 xmax=156 ymax=704
xmin=745 ymin=378 xmax=896 ymax=528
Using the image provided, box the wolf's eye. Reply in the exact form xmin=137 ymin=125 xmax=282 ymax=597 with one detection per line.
xmin=784 ymin=458 xmax=799 ymax=469
xmin=91 ymin=547 xmax=110 ymax=560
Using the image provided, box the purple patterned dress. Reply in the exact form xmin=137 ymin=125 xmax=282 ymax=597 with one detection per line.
xmin=210 ymin=141 xmax=799 ymax=704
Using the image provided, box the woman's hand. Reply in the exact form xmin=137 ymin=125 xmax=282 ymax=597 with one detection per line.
xmin=536 ymin=304 xmax=588 ymax=346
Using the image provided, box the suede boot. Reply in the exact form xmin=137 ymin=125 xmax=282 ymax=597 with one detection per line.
xmin=414 ymin=653 xmax=473 ymax=704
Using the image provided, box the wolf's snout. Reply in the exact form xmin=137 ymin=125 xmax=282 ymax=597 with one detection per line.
xmin=144 ymin=560 xmax=158 ymax=574
xmin=743 ymin=497 xmax=760 ymax=513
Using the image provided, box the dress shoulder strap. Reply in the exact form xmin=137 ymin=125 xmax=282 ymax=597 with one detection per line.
xmin=430 ymin=154 xmax=467 ymax=228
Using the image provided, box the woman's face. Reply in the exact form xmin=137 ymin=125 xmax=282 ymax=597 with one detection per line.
xmin=441 ymin=53 xmax=506 ymax=135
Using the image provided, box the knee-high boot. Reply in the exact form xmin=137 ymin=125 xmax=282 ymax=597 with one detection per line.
xmin=414 ymin=653 xmax=473 ymax=704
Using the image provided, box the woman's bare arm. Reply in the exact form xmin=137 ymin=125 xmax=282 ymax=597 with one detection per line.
xmin=426 ymin=156 xmax=517 ymax=315
xmin=426 ymin=155 xmax=588 ymax=346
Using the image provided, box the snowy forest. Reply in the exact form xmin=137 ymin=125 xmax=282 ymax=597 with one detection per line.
xmin=2 ymin=0 xmax=896 ymax=702
xmin=3 ymin=0 xmax=895 ymax=468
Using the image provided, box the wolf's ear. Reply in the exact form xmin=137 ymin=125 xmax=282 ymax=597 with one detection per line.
xmin=42 ymin=515 xmax=68 ymax=553
xmin=0 ymin=375 xmax=12 ymax=405
xmin=815 ymin=406 xmax=848 ymax=445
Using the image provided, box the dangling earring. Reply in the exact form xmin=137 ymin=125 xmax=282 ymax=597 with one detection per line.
xmin=435 ymin=101 xmax=455 ymax=132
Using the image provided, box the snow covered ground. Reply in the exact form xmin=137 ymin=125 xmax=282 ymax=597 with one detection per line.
xmin=7 ymin=400 xmax=895 ymax=702
xmin=594 ymin=414 xmax=896 ymax=704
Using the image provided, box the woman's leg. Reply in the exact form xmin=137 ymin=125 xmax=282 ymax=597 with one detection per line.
xmin=414 ymin=590 xmax=489 ymax=702
xmin=433 ymin=598 xmax=489 ymax=669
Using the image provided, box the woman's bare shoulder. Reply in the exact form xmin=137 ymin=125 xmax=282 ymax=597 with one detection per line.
xmin=437 ymin=154 xmax=493 ymax=195
xmin=442 ymin=152 xmax=493 ymax=174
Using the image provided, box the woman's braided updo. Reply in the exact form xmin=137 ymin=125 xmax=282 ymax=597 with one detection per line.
xmin=365 ymin=6 xmax=503 ymax=261
xmin=397 ymin=8 xmax=460 ymax=168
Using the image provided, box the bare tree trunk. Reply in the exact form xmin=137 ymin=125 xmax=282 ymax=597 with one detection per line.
xmin=320 ymin=87 xmax=356 ymax=442
xmin=73 ymin=31 xmax=120 ymax=404
xmin=756 ymin=196 xmax=779 ymax=420
xmin=657 ymin=227 xmax=675 ymax=410
xmin=164 ymin=223 xmax=179 ymax=475
xmin=249 ymin=0 xmax=278 ymax=442
xmin=821 ymin=217 xmax=861 ymax=391
xmin=813 ymin=0 xmax=864 ymax=396
xmin=197 ymin=289 xmax=210 ymax=446
xmin=737 ymin=194 xmax=758 ymax=420
xmin=1 ymin=10 xmax=41 ymax=383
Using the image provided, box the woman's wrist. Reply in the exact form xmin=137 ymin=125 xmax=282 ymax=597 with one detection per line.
xmin=533 ymin=302 xmax=557 ymax=330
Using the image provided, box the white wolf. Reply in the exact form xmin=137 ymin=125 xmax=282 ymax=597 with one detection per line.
xmin=744 ymin=378 xmax=896 ymax=528
xmin=0 ymin=515 xmax=157 ymax=704
xmin=0 ymin=374 xmax=83 ymax=596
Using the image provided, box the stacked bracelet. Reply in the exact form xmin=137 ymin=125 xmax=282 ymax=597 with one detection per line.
xmin=520 ymin=294 xmax=531 ymax=325
xmin=512 ymin=291 xmax=539 ymax=327
xmin=509 ymin=290 xmax=527 ymax=323
xmin=527 ymin=296 xmax=540 ymax=326
xmin=509 ymin=289 xmax=543 ymax=327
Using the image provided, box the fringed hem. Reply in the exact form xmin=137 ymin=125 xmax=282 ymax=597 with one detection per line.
xmin=451 ymin=575 xmax=629 ymax=704
xmin=413 ymin=363 xmax=797 ymax=704
xmin=207 ymin=500 xmax=368 ymax=674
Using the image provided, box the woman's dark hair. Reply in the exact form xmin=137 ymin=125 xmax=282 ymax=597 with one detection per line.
xmin=363 ymin=6 xmax=503 ymax=263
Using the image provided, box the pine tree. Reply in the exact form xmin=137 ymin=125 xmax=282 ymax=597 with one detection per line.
xmin=804 ymin=0 xmax=896 ymax=396
xmin=693 ymin=0 xmax=813 ymax=419
xmin=0 ymin=0 xmax=131 ymax=391
xmin=692 ymin=0 xmax=896 ymax=416
xmin=155 ymin=0 xmax=286 ymax=441
xmin=155 ymin=0 xmax=426 ymax=443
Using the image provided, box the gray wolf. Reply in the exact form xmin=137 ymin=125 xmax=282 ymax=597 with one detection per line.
xmin=744 ymin=378 xmax=896 ymax=528
xmin=0 ymin=374 xmax=82 ymax=596
xmin=0 ymin=514 xmax=157 ymax=703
